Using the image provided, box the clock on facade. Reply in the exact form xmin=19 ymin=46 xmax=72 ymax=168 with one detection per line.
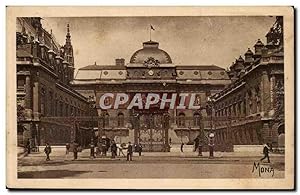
xmin=148 ymin=70 xmax=154 ymax=76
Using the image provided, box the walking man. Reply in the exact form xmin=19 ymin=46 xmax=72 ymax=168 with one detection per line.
xmin=194 ymin=137 xmax=199 ymax=152
xmin=118 ymin=143 xmax=126 ymax=157
xmin=127 ymin=142 xmax=133 ymax=161
xmin=44 ymin=143 xmax=52 ymax=161
xmin=26 ymin=139 xmax=31 ymax=154
xmin=73 ymin=141 xmax=78 ymax=160
xmin=101 ymin=139 xmax=107 ymax=156
xmin=90 ymin=139 xmax=95 ymax=158
xmin=260 ymin=143 xmax=271 ymax=163
xmin=138 ymin=143 xmax=143 ymax=156
xmin=65 ymin=143 xmax=70 ymax=155
xmin=111 ymin=140 xmax=117 ymax=159
xmin=198 ymin=140 xmax=203 ymax=156
xmin=180 ymin=142 xmax=184 ymax=153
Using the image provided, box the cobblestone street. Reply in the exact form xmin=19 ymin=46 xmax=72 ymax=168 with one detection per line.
xmin=18 ymin=148 xmax=285 ymax=179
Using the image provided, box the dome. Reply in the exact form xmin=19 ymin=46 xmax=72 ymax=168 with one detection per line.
xmin=130 ymin=41 xmax=172 ymax=64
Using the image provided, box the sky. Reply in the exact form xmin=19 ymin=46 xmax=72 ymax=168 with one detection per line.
xmin=41 ymin=16 xmax=275 ymax=70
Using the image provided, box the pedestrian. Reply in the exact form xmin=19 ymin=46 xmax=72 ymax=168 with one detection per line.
xmin=134 ymin=143 xmax=138 ymax=152
xmin=138 ymin=143 xmax=143 ymax=156
xmin=198 ymin=141 xmax=203 ymax=156
xmin=111 ymin=140 xmax=117 ymax=159
xmin=208 ymin=138 xmax=214 ymax=159
xmin=194 ymin=137 xmax=199 ymax=152
xmin=101 ymin=139 xmax=107 ymax=156
xmin=180 ymin=142 xmax=184 ymax=152
xmin=26 ymin=139 xmax=31 ymax=154
xmin=118 ymin=143 xmax=126 ymax=157
xmin=90 ymin=139 xmax=95 ymax=158
xmin=65 ymin=143 xmax=70 ymax=155
xmin=44 ymin=142 xmax=52 ymax=161
xmin=169 ymin=137 xmax=172 ymax=145
xmin=260 ymin=143 xmax=271 ymax=163
xmin=96 ymin=140 xmax=101 ymax=156
xmin=105 ymin=138 xmax=111 ymax=155
xmin=127 ymin=142 xmax=133 ymax=161
xmin=73 ymin=141 xmax=78 ymax=160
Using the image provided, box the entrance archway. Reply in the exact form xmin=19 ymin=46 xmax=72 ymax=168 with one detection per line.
xmin=278 ymin=123 xmax=285 ymax=135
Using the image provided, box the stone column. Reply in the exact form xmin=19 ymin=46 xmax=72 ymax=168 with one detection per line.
xmin=164 ymin=114 xmax=169 ymax=150
xmin=240 ymin=101 xmax=243 ymax=117
xmin=24 ymin=75 xmax=32 ymax=110
xmin=239 ymin=129 xmax=246 ymax=145
xmin=253 ymin=88 xmax=258 ymax=114
xmin=245 ymin=93 xmax=249 ymax=116
xmin=252 ymin=128 xmax=259 ymax=144
xmin=270 ymin=75 xmax=275 ymax=110
xmin=261 ymin=122 xmax=270 ymax=144
xmin=35 ymin=123 xmax=40 ymax=151
xmin=22 ymin=122 xmax=32 ymax=145
xmin=33 ymin=80 xmax=39 ymax=120
xmin=23 ymin=76 xmax=33 ymax=144
xmin=70 ymin=120 xmax=76 ymax=142
xmin=98 ymin=117 xmax=103 ymax=140
xmin=244 ymin=129 xmax=250 ymax=145
xmin=261 ymin=70 xmax=271 ymax=112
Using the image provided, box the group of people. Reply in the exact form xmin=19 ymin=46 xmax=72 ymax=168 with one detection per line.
xmin=42 ymin=140 xmax=141 ymax=162
xmin=38 ymin=137 xmax=273 ymax=163
xmin=87 ymin=139 xmax=139 ymax=161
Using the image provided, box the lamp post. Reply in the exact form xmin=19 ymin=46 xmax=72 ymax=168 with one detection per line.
xmin=88 ymin=95 xmax=96 ymax=158
xmin=188 ymin=121 xmax=191 ymax=144
xmin=207 ymin=96 xmax=215 ymax=158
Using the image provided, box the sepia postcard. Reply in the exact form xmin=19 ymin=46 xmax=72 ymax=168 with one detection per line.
xmin=6 ymin=6 xmax=294 ymax=189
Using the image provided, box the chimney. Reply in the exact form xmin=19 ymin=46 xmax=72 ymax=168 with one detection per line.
xmin=254 ymin=39 xmax=264 ymax=55
xmin=244 ymin=48 xmax=254 ymax=63
xmin=115 ymin=58 xmax=125 ymax=66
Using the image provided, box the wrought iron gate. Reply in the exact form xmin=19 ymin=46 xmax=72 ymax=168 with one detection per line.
xmin=134 ymin=113 xmax=169 ymax=152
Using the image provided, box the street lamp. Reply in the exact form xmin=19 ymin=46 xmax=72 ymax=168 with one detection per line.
xmin=207 ymin=96 xmax=215 ymax=158
xmin=88 ymin=95 xmax=96 ymax=158
xmin=188 ymin=121 xmax=191 ymax=144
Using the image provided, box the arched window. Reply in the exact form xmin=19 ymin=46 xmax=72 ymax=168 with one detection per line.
xmin=117 ymin=112 xmax=124 ymax=127
xmin=40 ymin=88 xmax=46 ymax=116
xmin=193 ymin=112 xmax=201 ymax=127
xmin=49 ymin=91 xmax=53 ymax=116
xmin=59 ymin=101 xmax=63 ymax=116
xmin=178 ymin=112 xmax=185 ymax=127
xmin=237 ymin=101 xmax=241 ymax=116
xmin=248 ymin=90 xmax=253 ymax=115
xmin=65 ymin=104 xmax=69 ymax=116
xmin=278 ymin=124 xmax=285 ymax=135
xmin=255 ymin=86 xmax=261 ymax=112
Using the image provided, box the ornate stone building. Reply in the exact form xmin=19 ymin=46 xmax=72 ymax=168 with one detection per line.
xmin=72 ymin=40 xmax=231 ymax=151
xmin=16 ymin=17 xmax=92 ymax=147
xmin=17 ymin=17 xmax=283 ymax=151
xmin=211 ymin=16 xmax=284 ymax=147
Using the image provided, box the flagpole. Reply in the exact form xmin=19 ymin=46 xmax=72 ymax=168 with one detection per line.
xmin=149 ymin=24 xmax=151 ymax=41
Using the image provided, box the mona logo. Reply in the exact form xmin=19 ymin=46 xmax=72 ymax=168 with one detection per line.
xmin=252 ymin=162 xmax=274 ymax=177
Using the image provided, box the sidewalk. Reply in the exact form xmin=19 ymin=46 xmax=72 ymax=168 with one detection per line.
xmin=21 ymin=145 xmax=284 ymax=159
xmin=17 ymin=147 xmax=28 ymax=158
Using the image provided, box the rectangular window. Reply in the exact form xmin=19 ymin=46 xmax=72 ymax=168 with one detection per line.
xmin=17 ymin=78 xmax=25 ymax=89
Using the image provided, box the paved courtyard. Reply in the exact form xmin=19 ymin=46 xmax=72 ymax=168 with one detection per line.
xmin=18 ymin=148 xmax=285 ymax=179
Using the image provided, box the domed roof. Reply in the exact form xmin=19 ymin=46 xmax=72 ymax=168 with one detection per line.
xmin=130 ymin=41 xmax=172 ymax=64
